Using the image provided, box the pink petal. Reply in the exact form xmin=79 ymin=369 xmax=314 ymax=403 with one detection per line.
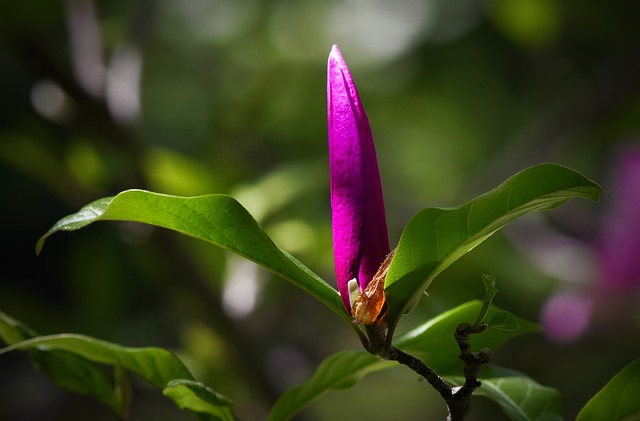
xmin=327 ymin=45 xmax=390 ymax=311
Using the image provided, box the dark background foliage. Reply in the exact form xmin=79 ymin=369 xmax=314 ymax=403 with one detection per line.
xmin=1 ymin=0 xmax=639 ymax=419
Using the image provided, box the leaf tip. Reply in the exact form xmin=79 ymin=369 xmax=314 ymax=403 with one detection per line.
xmin=35 ymin=236 xmax=46 ymax=255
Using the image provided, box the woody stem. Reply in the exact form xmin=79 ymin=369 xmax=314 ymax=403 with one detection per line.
xmin=371 ymin=322 xmax=490 ymax=420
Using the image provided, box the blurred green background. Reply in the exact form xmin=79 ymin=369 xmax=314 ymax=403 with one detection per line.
xmin=1 ymin=0 xmax=639 ymax=420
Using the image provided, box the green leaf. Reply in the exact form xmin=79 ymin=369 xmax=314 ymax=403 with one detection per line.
xmin=0 ymin=334 xmax=193 ymax=388
xmin=0 ymin=311 xmax=126 ymax=417
xmin=0 ymin=310 xmax=38 ymax=343
xmin=268 ymin=350 xmax=395 ymax=421
xmin=488 ymin=311 xmax=520 ymax=331
xmin=163 ymin=379 xmax=237 ymax=421
xmin=36 ymin=349 xmax=130 ymax=415
xmin=385 ymin=163 xmax=603 ymax=334
xmin=447 ymin=366 xmax=564 ymax=421
xmin=0 ymin=331 xmax=236 ymax=420
xmin=576 ymin=358 xmax=640 ymax=421
xmin=269 ymin=301 xmax=539 ymax=420
xmin=473 ymin=274 xmax=499 ymax=329
xmin=395 ymin=301 xmax=539 ymax=374
xmin=36 ymin=190 xmax=347 ymax=323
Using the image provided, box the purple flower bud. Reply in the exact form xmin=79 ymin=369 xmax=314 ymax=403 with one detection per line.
xmin=327 ymin=45 xmax=390 ymax=312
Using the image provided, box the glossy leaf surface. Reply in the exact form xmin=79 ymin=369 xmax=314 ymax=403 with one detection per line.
xmin=385 ymin=164 xmax=603 ymax=332
xmin=36 ymin=191 xmax=347 ymax=323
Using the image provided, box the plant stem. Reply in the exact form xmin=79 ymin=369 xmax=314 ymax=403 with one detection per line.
xmin=454 ymin=323 xmax=491 ymax=400
xmin=384 ymin=345 xmax=469 ymax=421
xmin=385 ymin=346 xmax=452 ymax=401
xmin=373 ymin=319 xmax=491 ymax=420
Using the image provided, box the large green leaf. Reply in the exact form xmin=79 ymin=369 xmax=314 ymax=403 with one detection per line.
xmin=0 ymin=329 xmax=236 ymax=421
xmin=269 ymin=301 xmax=539 ymax=420
xmin=447 ymin=366 xmax=564 ymax=421
xmin=395 ymin=300 xmax=539 ymax=374
xmin=35 ymin=191 xmax=347 ymax=323
xmin=268 ymin=350 xmax=396 ymax=421
xmin=576 ymin=357 xmax=640 ymax=421
xmin=385 ymin=163 xmax=603 ymax=333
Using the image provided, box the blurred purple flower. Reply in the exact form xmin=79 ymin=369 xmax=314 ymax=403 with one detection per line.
xmin=542 ymin=292 xmax=594 ymax=343
xmin=542 ymin=146 xmax=640 ymax=342
xmin=597 ymin=148 xmax=640 ymax=290
xmin=327 ymin=45 xmax=390 ymax=312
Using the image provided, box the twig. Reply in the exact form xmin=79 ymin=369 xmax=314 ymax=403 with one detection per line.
xmin=366 ymin=315 xmax=491 ymax=420
xmin=449 ymin=323 xmax=492 ymax=420
xmin=385 ymin=346 xmax=452 ymax=402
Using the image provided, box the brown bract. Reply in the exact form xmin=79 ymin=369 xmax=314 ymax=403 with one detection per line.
xmin=351 ymin=250 xmax=395 ymax=325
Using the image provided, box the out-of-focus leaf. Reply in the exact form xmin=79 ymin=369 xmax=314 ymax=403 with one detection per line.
xmin=488 ymin=0 xmax=561 ymax=49
xmin=0 ymin=334 xmax=192 ymax=389
xmin=230 ymin=160 xmax=324 ymax=222
xmin=447 ymin=366 xmax=564 ymax=421
xmin=35 ymin=190 xmax=347 ymax=323
xmin=143 ymin=147 xmax=217 ymax=196
xmin=0 ymin=310 xmax=38 ymax=343
xmin=0 ymin=311 xmax=126 ymax=416
xmin=395 ymin=301 xmax=539 ymax=374
xmin=268 ymin=351 xmax=395 ymax=421
xmin=0 ymin=328 xmax=237 ymax=420
xmin=385 ymin=163 xmax=603 ymax=334
xmin=576 ymin=358 xmax=640 ymax=421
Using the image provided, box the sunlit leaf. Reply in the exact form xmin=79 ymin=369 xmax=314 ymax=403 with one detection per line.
xmin=268 ymin=351 xmax=395 ymax=421
xmin=385 ymin=163 xmax=603 ymax=333
xmin=36 ymin=190 xmax=347 ymax=323
xmin=576 ymin=357 xmax=640 ymax=421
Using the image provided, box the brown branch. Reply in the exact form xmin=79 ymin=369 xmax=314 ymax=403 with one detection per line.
xmin=366 ymin=315 xmax=491 ymax=420
xmin=385 ymin=346 xmax=452 ymax=402
xmin=448 ymin=323 xmax=492 ymax=420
